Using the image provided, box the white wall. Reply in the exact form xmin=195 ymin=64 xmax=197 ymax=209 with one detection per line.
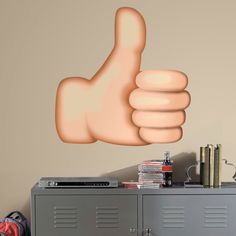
xmin=1 ymin=0 xmax=236 ymax=219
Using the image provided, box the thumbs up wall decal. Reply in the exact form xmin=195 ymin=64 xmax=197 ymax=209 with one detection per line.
xmin=55 ymin=7 xmax=191 ymax=145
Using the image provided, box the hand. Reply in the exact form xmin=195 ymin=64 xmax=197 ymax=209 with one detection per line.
xmin=56 ymin=7 xmax=190 ymax=145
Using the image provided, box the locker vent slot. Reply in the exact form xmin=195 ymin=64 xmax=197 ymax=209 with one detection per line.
xmin=161 ymin=206 xmax=185 ymax=228
xmin=204 ymin=206 xmax=227 ymax=228
xmin=96 ymin=207 xmax=119 ymax=228
xmin=53 ymin=206 xmax=78 ymax=228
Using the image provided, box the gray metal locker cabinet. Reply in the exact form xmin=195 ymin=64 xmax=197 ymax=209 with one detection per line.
xmin=143 ymin=192 xmax=236 ymax=236
xmin=32 ymin=184 xmax=236 ymax=236
xmin=35 ymin=194 xmax=137 ymax=236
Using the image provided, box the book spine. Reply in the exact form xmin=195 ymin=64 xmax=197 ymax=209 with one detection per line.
xmin=218 ymin=144 xmax=222 ymax=187
xmin=203 ymin=146 xmax=210 ymax=187
xmin=209 ymin=144 xmax=215 ymax=188
xmin=200 ymin=147 xmax=205 ymax=185
xmin=214 ymin=146 xmax=220 ymax=187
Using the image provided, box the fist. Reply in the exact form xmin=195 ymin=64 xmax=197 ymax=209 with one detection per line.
xmin=56 ymin=7 xmax=190 ymax=145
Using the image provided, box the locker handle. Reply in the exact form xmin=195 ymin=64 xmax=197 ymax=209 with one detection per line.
xmin=129 ymin=228 xmax=136 ymax=233
xmin=144 ymin=228 xmax=152 ymax=236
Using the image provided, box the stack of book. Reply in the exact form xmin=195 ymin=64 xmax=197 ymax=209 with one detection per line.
xmin=138 ymin=160 xmax=164 ymax=188
xmin=122 ymin=181 xmax=161 ymax=189
xmin=200 ymin=144 xmax=222 ymax=188
xmin=122 ymin=160 xmax=164 ymax=189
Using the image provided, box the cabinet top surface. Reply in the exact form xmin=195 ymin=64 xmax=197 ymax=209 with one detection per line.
xmin=31 ymin=182 xmax=236 ymax=195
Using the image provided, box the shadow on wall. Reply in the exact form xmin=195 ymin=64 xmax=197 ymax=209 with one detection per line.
xmin=172 ymin=152 xmax=199 ymax=183
xmin=22 ymin=197 xmax=31 ymax=223
xmin=101 ymin=165 xmax=139 ymax=183
xmin=102 ymin=152 xmax=200 ymax=184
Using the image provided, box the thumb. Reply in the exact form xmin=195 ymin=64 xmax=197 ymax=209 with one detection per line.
xmin=114 ymin=7 xmax=146 ymax=52
xmin=91 ymin=7 xmax=146 ymax=83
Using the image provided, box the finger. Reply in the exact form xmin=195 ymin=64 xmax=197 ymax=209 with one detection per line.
xmin=91 ymin=7 xmax=146 ymax=85
xmin=139 ymin=127 xmax=182 ymax=143
xmin=136 ymin=70 xmax=188 ymax=92
xmin=129 ymin=89 xmax=191 ymax=111
xmin=115 ymin=7 xmax=146 ymax=51
xmin=132 ymin=110 xmax=185 ymax=128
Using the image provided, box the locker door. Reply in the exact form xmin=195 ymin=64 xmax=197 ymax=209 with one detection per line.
xmin=143 ymin=194 xmax=236 ymax=236
xmin=143 ymin=195 xmax=192 ymax=236
xmin=36 ymin=195 xmax=137 ymax=236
